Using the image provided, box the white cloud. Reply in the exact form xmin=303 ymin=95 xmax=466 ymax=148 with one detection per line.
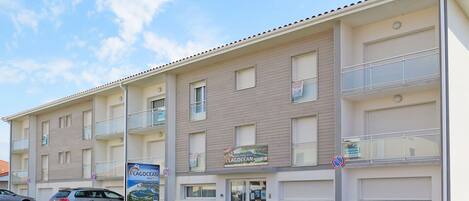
xmin=142 ymin=26 xmax=222 ymax=62
xmin=13 ymin=9 xmax=39 ymax=31
xmin=95 ymin=0 xmax=170 ymax=63
xmin=0 ymin=59 xmax=140 ymax=87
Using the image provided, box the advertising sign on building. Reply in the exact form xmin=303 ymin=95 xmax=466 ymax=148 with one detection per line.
xmin=127 ymin=163 xmax=160 ymax=201
xmin=224 ymin=145 xmax=268 ymax=167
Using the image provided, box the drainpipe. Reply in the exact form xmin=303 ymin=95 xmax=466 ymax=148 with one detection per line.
xmin=8 ymin=120 xmax=12 ymax=191
xmin=119 ymin=83 xmax=129 ymax=201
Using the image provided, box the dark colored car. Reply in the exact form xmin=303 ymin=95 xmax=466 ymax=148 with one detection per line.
xmin=0 ymin=189 xmax=35 ymax=201
xmin=49 ymin=188 xmax=123 ymax=201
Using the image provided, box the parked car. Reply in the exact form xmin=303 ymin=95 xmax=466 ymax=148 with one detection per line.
xmin=0 ymin=189 xmax=35 ymax=201
xmin=49 ymin=188 xmax=123 ymax=201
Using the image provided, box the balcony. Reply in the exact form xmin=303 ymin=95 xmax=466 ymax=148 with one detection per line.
xmin=12 ymin=138 xmax=28 ymax=153
xmin=128 ymin=157 xmax=165 ymax=169
xmin=11 ymin=170 xmax=27 ymax=184
xmin=128 ymin=108 xmax=165 ymax=134
xmin=95 ymin=161 xmax=124 ymax=178
xmin=95 ymin=117 xmax=124 ymax=139
xmin=342 ymin=128 xmax=440 ymax=165
xmin=341 ymin=48 xmax=439 ymax=96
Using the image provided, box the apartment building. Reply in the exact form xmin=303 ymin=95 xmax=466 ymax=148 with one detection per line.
xmin=3 ymin=0 xmax=469 ymax=200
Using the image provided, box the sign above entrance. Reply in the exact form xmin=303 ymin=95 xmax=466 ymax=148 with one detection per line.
xmin=224 ymin=145 xmax=268 ymax=167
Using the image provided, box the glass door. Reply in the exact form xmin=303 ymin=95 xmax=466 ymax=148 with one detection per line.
xmin=230 ymin=179 xmax=266 ymax=201
xmin=151 ymin=98 xmax=165 ymax=125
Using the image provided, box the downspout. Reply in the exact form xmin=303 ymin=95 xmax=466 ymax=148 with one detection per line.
xmin=119 ymin=83 xmax=129 ymax=201
xmin=8 ymin=120 xmax=12 ymax=191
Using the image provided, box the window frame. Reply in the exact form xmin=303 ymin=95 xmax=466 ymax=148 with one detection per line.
xmin=82 ymin=110 xmax=93 ymax=140
xmin=290 ymin=50 xmax=319 ymax=103
xmin=183 ymin=184 xmax=217 ymax=199
xmin=188 ymin=131 xmax=207 ymax=172
xmin=235 ymin=66 xmax=257 ymax=91
xmin=41 ymin=121 xmax=50 ymax=145
xmin=234 ymin=124 xmax=257 ymax=147
xmin=190 ymin=80 xmax=207 ymax=121
xmin=58 ymin=152 xmax=64 ymax=164
xmin=291 ymin=114 xmax=319 ymax=167
xmin=65 ymin=151 xmax=71 ymax=164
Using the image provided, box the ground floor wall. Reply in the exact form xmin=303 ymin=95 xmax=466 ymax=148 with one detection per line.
xmin=176 ymin=169 xmax=335 ymax=201
xmin=342 ymin=164 xmax=441 ymax=201
xmin=36 ymin=180 xmax=92 ymax=201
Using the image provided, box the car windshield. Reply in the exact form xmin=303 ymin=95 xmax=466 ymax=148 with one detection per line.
xmin=53 ymin=191 xmax=71 ymax=198
xmin=104 ymin=191 xmax=123 ymax=199
xmin=0 ymin=189 xmax=15 ymax=195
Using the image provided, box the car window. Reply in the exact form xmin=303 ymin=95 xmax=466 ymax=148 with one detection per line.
xmin=104 ymin=191 xmax=122 ymax=199
xmin=53 ymin=191 xmax=71 ymax=198
xmin=0 ymin=190 xmax=14 ymax=195
xmin=75 ymin=191 xmax=106 ymax=198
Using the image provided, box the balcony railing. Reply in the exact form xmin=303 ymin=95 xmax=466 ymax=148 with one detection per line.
xmin=82 ymin=164 xmax=92 ymax=179
xmin=128 ymin=108 xmax=166 ymax=131
xmin=12 ymin=138 xmax=28 ymax=151
xmin=292 ymin=77 xmax=318 ymax=103
xmin=189 ymin=152 xmax=206 ymax=172
xmin=95 ymin=161 xmax=124 ymax=178
xmin=95 ymin=116 xmax=124 ymax=138
xmin=128 ymin=157 xmax=165 ymax=168
xmin=11 ymin=170 xmax=27 ymax=184
xmin=342 ymin=128 xmax=440 ymax=164
xmin=190 ymin=101 xmax=206 ymax=121
xmin=341 ymin=48 xmax=440 ymax=93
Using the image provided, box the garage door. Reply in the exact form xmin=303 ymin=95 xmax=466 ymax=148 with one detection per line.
xmin=281 ymin=180 xmax=333 ymax=201
xmin=366 ymin=102 xmax=438 ymax=134
xmin=38 ymin=188 xmax=54 ymax=201
xmin=359 ymin=177 xmax=431 ymax=201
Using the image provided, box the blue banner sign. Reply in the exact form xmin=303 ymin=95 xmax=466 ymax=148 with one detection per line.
xmin=127 ymin=163 xmax=160 ymax=201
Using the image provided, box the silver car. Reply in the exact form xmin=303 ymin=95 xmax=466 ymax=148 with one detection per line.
xmin=0 ymin=189 xmax=35 ymax=201
xmin=49 ymin=188 xmax=123 ymax=201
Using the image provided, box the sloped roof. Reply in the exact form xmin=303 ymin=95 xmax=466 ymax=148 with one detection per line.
xmin=2 ymin=0 xmax=373 ymax=121
xmin=0 ymin=160 xmax=8 ymax=176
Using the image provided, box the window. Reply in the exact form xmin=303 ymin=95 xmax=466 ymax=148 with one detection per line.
xmin=292 ymin=52 xmax=318 ymax=103
xmin=65 ymin=151 xmax=71 ymax=164
xmin=190 ymin=80 xmax=206 ymax=121
xmin=235 ymin=124 xmax=256 ymax=146
xmin=23 ymin=128 xmax=29 ymax=139
xmin=59 ymin=114 xmax=72 ymax=128
xmin=292 ymin=116 xmax=318 ymax=166
xmin=82 ymin=149 xmax=92 ymax=179
xmin=236 ymin=67 xmax=256 ymax=90
xmin=58 ymin=152 xmax=65 ymax=164
xmin=189 ymin=132 xmax=206 ymax=172
xmin=83 ymin=111 xmax=92 ymax=140
xmin=103 ymin=191 xmax=123 ymax=199
xmin=184 ymin=184 xmax=216 ymax=199
xmin=41 ymin=121 xmax=49 ymax=145
xmin=41 ymin=155 xmax=48 ymax=181
xmin=150 ymin=98 xmax=166 ymax=124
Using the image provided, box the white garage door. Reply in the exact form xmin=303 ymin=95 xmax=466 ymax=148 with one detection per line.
xmin=38 ymin=188 xmax=54 ymax=201
xmin=281 ymin=180 xmax=333 ymax=201
xmin=366 ymin=102 xmax=438 ymax=134
xmin=359 ymin=177 xmax=431 ymax=201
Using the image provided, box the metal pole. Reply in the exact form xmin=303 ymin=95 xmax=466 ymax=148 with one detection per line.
xmin=120 ymin=84 xmax=129 ymax=201
xmin=438 ymin=0 xmax=449 ymax=200
xmin=8 ymin=120 xmax=12 ymax=191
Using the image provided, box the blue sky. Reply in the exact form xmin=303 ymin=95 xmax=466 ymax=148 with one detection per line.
xmin=0 ymin=0 xmax=357 ymax=161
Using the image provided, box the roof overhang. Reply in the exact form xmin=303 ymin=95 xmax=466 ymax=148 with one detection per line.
xmin=3 ymin=0 xmax=401 ymax=121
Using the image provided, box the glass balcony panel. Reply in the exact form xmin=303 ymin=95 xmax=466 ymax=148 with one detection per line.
xmin=292 ymin=142 xmax=317 ymax=166
xmin=11 ymin=170 xmax=28 ymax=184
xmin=189 ymin=152 xmax=206 ymax=172
xmin=12 ymin=138 xmax=29 ymax=151
xmin=128 ymin=108 xmax=166 ymax=130
xmin=341 ymin=48 xmax=439 ymax=93
xmin=95 ymin=161 xmax=124 ymax=178
xmin=95 ymin=117 xmax=124 ymax=137
xmin=342 ymin=129 xmax=440 ymax=164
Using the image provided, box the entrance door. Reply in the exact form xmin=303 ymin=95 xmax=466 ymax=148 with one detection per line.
xmin=230 ymin=179 xmax=267 ymax=201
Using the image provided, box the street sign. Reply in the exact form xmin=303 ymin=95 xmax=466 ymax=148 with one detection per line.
xmin=332 ymin=155 xmax=346 ymax=169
